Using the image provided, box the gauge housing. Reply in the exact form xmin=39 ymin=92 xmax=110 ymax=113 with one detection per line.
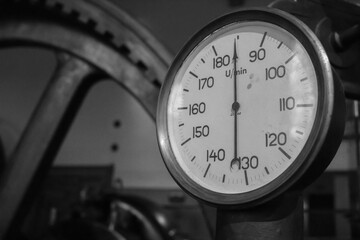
xmin=157 ymin=8 xmax=345 ymax=207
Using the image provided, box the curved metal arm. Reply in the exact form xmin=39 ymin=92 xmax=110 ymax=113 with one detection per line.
xmin=0 ymin=53 xmax=100 ymax=238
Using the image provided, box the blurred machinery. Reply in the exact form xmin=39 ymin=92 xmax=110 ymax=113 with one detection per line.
xmin=0 ymin=0 xmax=359 ymax=239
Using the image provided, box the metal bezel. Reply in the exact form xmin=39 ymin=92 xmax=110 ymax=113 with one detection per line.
xmin=157 ymin=8 xmax=342 ymax=207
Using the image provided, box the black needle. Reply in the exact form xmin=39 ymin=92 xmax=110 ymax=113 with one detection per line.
xmin=231 ymin=39 xmax=240 ymax=170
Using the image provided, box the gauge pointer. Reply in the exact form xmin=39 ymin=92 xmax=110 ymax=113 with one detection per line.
xmin=231 ymin=39 xmax=240 ymax=170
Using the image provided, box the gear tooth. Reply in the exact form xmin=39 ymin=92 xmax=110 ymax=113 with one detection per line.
xmin=146 ymin=69 xmax=158 ymax=82
xmin=143 ymin=69 xmax=158 ymax=83
xmin=95 ymin=22 xmax=116 ymax=41
xmin=14 ymin=0 xmax=27 ymax=3
xmin=61 ymin=3 xmax=72 ymax=14
xmin=135 ymin=59 xmax=148 ymax=72
xmin=93 ymin=25 xmax=104 ymax=36
xmin=112 ymin=38 xmax=122 ymax=48
xmin=125 ymin=49 xmax=143 ymax=67
xmin=152 ymin=78 xmax=162 ymax=88
xmin=69 ymin=9 xmax=80 ymax=20
xmin=45 ymin=0 xmax=58 ymax=7
xmin=103 ymin=30 xmax=114 ymax=41
xmin=77 ymin=14 xmax=88 ymax=24
xmin=112 ymin=33 xmax=127 ymax=48
xmin=85 ymin=18 xmax=97 ymax=30
xmin=133 ymin=55 xmax=158 ymax=81
xmin=28 ymin=0 xmax=40 ymax=4
xmin=32 ymin=0 xmax=47 ymax=5
xmin=117 ymin=44 xmax=131 ymax=56
xmin=46 ymin=0 xmax=64 ymax=11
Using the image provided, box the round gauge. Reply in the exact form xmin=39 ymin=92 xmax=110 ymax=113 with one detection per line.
xmin=157 ymin=8 xmax=345 ymax=206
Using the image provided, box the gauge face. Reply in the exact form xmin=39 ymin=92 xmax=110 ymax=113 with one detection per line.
xmin=157 ymin=9 xmax=340 ymax=206
xmin=168 ymin=21 xmax=318 ymax=194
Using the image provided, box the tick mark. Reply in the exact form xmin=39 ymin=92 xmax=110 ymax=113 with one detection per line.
xmin=296 ymin=130 xmax=304 ymax=135
xmin=212 ymin=45 xmax=218 ymax=56
xmin=277 ymin=41 xmax=283 ymax=49
xmin=183 ymin=88 xmax=189 ymax=92
xmin=300 ymin=77 xmax=308 ymax=82
xmin=265 ymin=167 xmax=270 ymax=175
xmin=285 ymin=53 xmax=296 ymax=64
xmin=178 ymin=107 xmax=188 ymax=110
xmin=189 ymin=71 xmax=198 ymax=78
xmin=179 ymin=123 xmax=184 ymax=127
xmin=181 ymin=138 xmax=191 ymax=146
xmin=278 ymin=147 xmax=291 ymax=160
xmin=191 ymin=156 xmax=196 ymax=162
xmin=244 ymin=170 xmax=249 ymax=185
xmin=260 ymin=32 xmax=267 ymax=47
xmin=204 ymin=163 xmax=211 ymax=178
xmin=297 ymin=104 xmax=313 ymax=108
xmin=201 ymin=58 xmax=205 ymax=63
xmin=222 ymin=174 xmax=226 ymax=183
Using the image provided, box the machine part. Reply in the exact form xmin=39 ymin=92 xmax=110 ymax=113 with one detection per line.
xmin=157 ymin=8 xmax=345 ymax=207
xmin=45 ymin=189 xmax=189 ymax=240
xmin=108 ymin=194 xmax=176 ymax=240
xmin=215 ymin=192 xmax=303 ymax=240
xmin=47 ymin=192 xmax=178 ymax=240
xmin=331 ymin=24 xmax=360 ymax=52
xmin=0 ymin=119 xmax=20 ymax=160
xmin=44 ymin=219 xmax=127 ymax=240
xmin=271 ymin=0 xmax=360 ymax=101
xmin=0 ymin=0 xmax=171 ymax=238
xmin=315 ymin=18 xmax=359 ymax=69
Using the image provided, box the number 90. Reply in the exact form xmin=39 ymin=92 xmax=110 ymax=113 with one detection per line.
xmin=249 ymin=48 xmax=266 ymax=62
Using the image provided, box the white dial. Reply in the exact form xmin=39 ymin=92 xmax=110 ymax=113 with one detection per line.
xmin=157 ymin=8 xmax=344 ymax=206
xmin=168 ymin=21 xmax=317 ymax=194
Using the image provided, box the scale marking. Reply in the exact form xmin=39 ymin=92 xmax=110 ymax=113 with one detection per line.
xmin=181 ymin=138 xmax=191 ymax=146
xmin=244 ymin=170 xmax=249 ymax=185
xmin=296 ymin=130 xmax=304 ymax=135
xmin=278 ymin=147 xmax=291 ymax=160
xmin=297 ymin=104 xmax=313 ymax=108
xmin=204 ymin=163 xmax=211 ymax=178
xmin=212 ymin=45 xmax=218 ymax=56
xmin=260 ymin=32 xmax=267 ymax=47
xmin=189 ymin=71 xmax=198 ymax=78
xmin=285 ymin=53 xmax=296 ymax=64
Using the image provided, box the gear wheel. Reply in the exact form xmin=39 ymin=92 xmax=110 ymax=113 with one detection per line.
xmin=0 ymin=0 xmax=172 ymax=238
xmin=41 ymin=0 xmax=172 ymax=83
xmin=0 ymin=0 xmax=172 ymax=116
